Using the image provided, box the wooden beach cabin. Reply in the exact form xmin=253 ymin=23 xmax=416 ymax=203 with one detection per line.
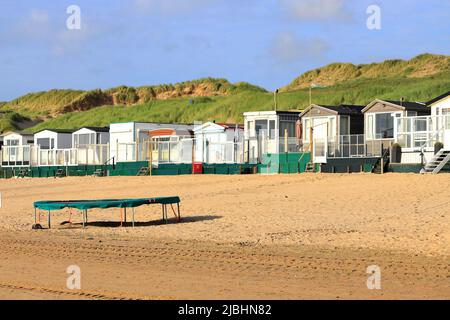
xmin=363 ymin=99 xmax=430 ymax=156
xmin=300 ymin=104 xmax=365 ymax=163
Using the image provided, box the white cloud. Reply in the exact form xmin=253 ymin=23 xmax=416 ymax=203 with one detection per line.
xmin=280 ymin=0 xmax=353 ymax=22
xmin=270 ymin=32 xmax=329 ymax=63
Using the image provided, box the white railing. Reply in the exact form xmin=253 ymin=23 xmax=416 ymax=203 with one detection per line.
xmin=1 ymin=144 xmax=110 ymax=167
xmin=327 ymin=135 xmax=383 ymax=158
xmin=300 ymin=135 xmax=384 ymax=159
xmin=76 ymin=144 xmax=109 ymax=165
xmin=201 ymin=141 xmax=244 ymax=164
xmin=1 ymin=145 xmax=33 ymax=167
xmin=117 ymin=139 xmax=246 ymax=164
xmin=395 ymin=115 xmax=450 ymax=151
xmin=38 ymin=148 xmax=78 ymax=166
xmin=244 ymin=131 xmax=300 ymax=164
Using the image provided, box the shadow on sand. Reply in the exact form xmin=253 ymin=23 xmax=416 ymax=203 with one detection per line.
xmin=62 ymin=215 xmax=222 ymax=228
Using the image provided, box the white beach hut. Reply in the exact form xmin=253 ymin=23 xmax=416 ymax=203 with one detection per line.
xmin=72 ymin=127 xmax=109 ymax=147
xmin=0 ymin=131 xmax=34 ymax=166
xmin=109 ymin=122 xmax=194 ymax=162
xmin=34 ymin=129 xmax=74 ymax=150
xmin=193 ymin=122 xmax=244 ymax=163
xmin=243 ymin=111 xmax=301 ymax=163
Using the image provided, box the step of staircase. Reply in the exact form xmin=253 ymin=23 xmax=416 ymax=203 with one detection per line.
xmin=422 ymin=149 xmax=450 ymax=174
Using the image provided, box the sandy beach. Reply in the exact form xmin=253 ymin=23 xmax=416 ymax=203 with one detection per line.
xmin=0 ymin=174 xmax=448 ymax=299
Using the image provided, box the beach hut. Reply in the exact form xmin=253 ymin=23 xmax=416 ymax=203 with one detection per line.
xmin=243 ymin=111 xmax=301 ymax=163
xmin=193 ymin=122 xmax=244 ymax=163
xmin=429 ymin=91 xmax=450 ymax=146
xmin=0 ymin=131 xmax=34 ymax=166
xmin=1 ymin=131 xmax=34 ymax=147
xmin=147 ymin=127 xmax=194 ymax=165
xmin=71 ymin=127 xmax=110 ymax=165
xmin=362 ymin=99 xmax=430 ymax=154
xmin=300 ymin=104 xmax=365 ymax=163
xmin=148 ymin=128 xmax=193 ymax=142
xmin=72 ymin=127 xmax=109 ymax=147
xmin=32 ymin=129 xmax=75 ymax=166
xmin=390 ymin=91 xmax=450 ymax=168
xmin=109 ymin=122 xmax=194 ymax=162
xmin=34 ymin=129 xmax=74 ymax=150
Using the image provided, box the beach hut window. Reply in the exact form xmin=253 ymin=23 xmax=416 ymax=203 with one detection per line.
xmin=74 ymin=133 xmax=95 ymax=146
xmin=414 ymin=118 xmax=428 ymax=132
xmin=304 ymin=119 xmax=311 ymax=141
xmin=6 ymin=139 xmax=19 ymax=146
xmin=366 ymin=115 xmax=374 ymax=140
xmin=375 ymin=113 xmax=394 ymax=139
xmin=247 ymin=121 xmax=255 ymax=137
xmin=328 ymin=117 xmax=336 ymax=138
xmin=269 ymin=120 xmax=276 ymax=139
xmin=255 ymin=120 xmax=268 ymax=137
xmin=36 ymin=138 xmax=54 ymax=150
xmin=280 ymin=121 xmax=296 ymax=138
xmin=442 ymin=108 xmax=450 ymax=129
xmin=397 ymin=134 xmax=411 ymax=148
xmin=340 ymin=116 xmax=350 ymax=135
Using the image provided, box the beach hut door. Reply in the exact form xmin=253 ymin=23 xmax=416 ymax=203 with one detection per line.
xmin=313 ymin=138 xmax=328 ymax=163
xmin=312 ymin=119 xmax=328 ymax=164
xmin=441 ymin=109 xmax=450 ymax=150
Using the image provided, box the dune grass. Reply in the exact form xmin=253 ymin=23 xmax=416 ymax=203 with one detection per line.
xmin=28 ymin=72 xmax=450 ymax=132
xmin=2 ymin=54 xmax=450 ymax=133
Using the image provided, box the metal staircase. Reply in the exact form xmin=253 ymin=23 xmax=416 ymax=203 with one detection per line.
xmin=373 ymin=149 xmax=390 ymax=174
xmin=305 ymin=162 xmax=316 ymax=173
xmin=93 ymin=168 xmax=106 ymax=177
xmin=136 ymin=167 xmax=150 ymax=176
xmin=421 ymin=149 xmax=450 ymax=174
xmin=17 ymin=168 xmax=31 ymax=178
xmin=55 ymin=169 xmax=66 ymax=178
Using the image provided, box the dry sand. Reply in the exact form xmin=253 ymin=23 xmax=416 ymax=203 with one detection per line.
xmin=0 ymin=174 xmax=448 ymax=299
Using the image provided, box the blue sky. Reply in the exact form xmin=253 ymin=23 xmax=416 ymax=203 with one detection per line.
xmin=0 ymin=0 xmax=449 ymax=101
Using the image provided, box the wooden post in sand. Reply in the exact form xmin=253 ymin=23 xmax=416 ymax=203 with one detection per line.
xmin=284 ymin=129 xmax=288 ymax=153
xmin=149 ymin=140 xmax=153 ymax=176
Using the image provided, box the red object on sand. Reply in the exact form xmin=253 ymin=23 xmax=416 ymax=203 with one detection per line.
xmin=192 ymin=162 xmax=203 ymax=174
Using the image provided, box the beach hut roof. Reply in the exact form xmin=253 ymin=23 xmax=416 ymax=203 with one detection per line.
xmin=34 ymin=129 xmax=75 ymax=134
xmin=78 ymin=126 xmax=110 ymax=132
xmin=427 ymin=91 xmax=450 ymax=106
xmin=362 ymin=99 xmax=429 ymax=113
xmin=300 ymin=104 xmax=364 ymax=118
